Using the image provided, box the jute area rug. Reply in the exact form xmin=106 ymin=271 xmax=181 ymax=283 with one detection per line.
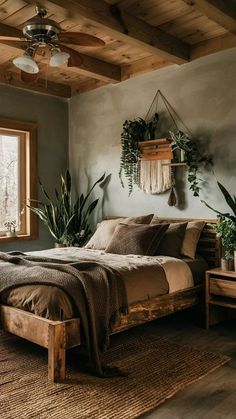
xmin=0 ymin=329 xmax=229 ymax=419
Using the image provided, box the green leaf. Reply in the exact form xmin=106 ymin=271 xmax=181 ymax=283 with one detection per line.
xmin=80 ymin=173 xmax=105 ymax=214
xmin=39 ymin=179 xmax=51 ymax=202
xmin=201 ymin=200 xmax=236 ymax=223
xmin=217 ymin=182 xmax=236 ymax=216
xmin=65 ymin=169 xmax=71 ymax=194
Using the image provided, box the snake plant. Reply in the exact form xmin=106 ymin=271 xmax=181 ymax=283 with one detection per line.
xmin=28 ymin=171 xmax=106 ymax=246
xmin=202 ymin=181 xmax=236 ymax=223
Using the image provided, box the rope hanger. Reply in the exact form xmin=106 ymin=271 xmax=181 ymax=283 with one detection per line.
xmin=141 ymin=89 xmax=192 ymax=206
xmin=144 ymin=89 xmax=192 ymax=136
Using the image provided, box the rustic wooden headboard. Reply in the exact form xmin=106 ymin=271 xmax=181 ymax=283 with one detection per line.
xmin=106 ymin=216 xmax=220 ymax=268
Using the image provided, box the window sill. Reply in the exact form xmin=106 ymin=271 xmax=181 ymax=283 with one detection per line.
xmin=0 ymin=234 xmax=38 ymax=243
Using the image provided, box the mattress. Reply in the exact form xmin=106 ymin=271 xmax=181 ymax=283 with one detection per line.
xmin=0 ymin=248 xmax=207 ymax=321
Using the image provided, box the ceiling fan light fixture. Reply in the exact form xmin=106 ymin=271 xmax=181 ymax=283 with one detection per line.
xmin=13 ymin=50 xmax=39 ymax=74
xmin=49 ymin=50 xmax=70 ymax=67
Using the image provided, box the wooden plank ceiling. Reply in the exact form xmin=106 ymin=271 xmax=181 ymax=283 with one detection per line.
xmin=0 ymin=0 xmax=235 ymax=97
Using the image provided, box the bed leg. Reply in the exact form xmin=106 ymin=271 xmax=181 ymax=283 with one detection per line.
xmin=48 ymin=323 xmax=66 ymax=382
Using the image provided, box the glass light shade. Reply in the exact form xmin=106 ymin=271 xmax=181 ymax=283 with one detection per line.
xmin=49 ymin=51 xmax=70 ymax=67
xmin=13 ymin=54 xmax=39 ymax=74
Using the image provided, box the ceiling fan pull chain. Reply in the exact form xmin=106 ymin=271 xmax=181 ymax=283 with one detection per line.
xmin=45 ymin=62 xmax=48 ymax=90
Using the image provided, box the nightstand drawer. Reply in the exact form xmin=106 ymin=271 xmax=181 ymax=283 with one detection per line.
xmin=210 ymin=278 xmax=236 ymax=298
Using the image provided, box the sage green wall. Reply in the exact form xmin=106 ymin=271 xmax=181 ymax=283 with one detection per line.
xmin=69 ymin=48 xmax=236 ymax=222
xmin=0 ymin=85 xmax=68 ymax=252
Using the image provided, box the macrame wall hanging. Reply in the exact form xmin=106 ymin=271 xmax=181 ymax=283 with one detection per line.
xmin=119 ymin=89 xmax=213 ymax=204
xmin=139 ymin=90 xmax=191 ymax=205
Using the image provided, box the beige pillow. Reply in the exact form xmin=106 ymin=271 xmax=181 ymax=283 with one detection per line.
xmin=181 ymin=221 xmax=205 ymax=259
xmin=85 ymin=214 xmax=154 ymax=250
xmin=105 ymin=223 xmax=169 ymax=256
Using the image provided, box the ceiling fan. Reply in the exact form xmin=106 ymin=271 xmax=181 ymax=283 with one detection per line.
xmin=0 ymin=6 xmax=105 ymax=82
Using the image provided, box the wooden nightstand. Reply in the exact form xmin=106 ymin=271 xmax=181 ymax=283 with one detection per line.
xmin=206 ymin=268 xmax=236 ymax=329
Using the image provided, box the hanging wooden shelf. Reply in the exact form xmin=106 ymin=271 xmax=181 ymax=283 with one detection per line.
xmin=161 ymin=162 xmax=187 ymax=167
xmin=138 ymin=138 xmax=173 ymax=161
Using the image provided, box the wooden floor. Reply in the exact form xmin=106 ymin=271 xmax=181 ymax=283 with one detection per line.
xmin=112 ymin=310 xmax=236 ymax=419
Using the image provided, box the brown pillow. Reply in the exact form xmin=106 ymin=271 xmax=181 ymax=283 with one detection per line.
xmin=105 ymin=223 xmax=169 ymax=256
xmin=181 ymin=221 xmax=205 ymax=259
xmin=153 ymin=222 xmax=188 ymax=258
xmin=85 ymin=214 xmax=154 ymax=250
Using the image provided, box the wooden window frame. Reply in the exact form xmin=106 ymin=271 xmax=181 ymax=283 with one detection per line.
xmin=0 ymin=118 xmax=38 ymax=242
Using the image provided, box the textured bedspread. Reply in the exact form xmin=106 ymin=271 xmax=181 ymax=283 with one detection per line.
xmin=0 ymin=252 xmax=128 ymax=376
xmin=0 ymin=248 xmax=196 ymax=321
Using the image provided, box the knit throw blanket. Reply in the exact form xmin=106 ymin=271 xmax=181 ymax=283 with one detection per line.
xmin=0 ymin=252 xmax=128 ymax=377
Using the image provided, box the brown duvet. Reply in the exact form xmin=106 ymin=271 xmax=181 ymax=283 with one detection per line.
xmin=0 ymin=248 xmax=207 ymax=321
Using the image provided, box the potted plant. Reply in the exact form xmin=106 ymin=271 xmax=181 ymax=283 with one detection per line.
xmin=145 ymin=113 xmax=159 ymax=139
xmin=215 ymin=217 xmax=236 ymax=270
xmin=4 ymin=220 xmax=17 ymax=237
xmin=28 ymin=170 xmax=106 ymax=247
xmin=202 ymin=181 xmax=236 ymax=270
xmin=169 ymin=130 xmax=213 ymax=197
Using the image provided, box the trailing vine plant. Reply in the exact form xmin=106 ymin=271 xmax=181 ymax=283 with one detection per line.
xmin=169 ymin=130 xmax=213 ymax=197
xmin=119 ymin=114 xmax=159 ymax=194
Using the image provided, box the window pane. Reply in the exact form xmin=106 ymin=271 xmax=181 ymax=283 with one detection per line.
xmin=0 ymin=135 xmax=20 ymax=231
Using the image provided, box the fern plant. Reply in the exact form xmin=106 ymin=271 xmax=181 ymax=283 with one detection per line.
xmin=28 ymin=171 xmax=106 ymax=246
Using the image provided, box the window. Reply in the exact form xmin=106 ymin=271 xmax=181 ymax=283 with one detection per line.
xmin=0 ymin=118 xmax=38 ymax=241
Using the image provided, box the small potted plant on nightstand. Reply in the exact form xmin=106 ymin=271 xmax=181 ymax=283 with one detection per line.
xmin=202 ymin=181 xmax=236 ymax=271
xmin=215 ymin=217 xmax=236 ymax=271
xmin=4 ymin=220 xmax=17 ymax=237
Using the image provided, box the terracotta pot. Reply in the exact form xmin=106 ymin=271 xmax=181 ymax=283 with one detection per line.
xmin=221 ymin=258 xmax=234 ymax=271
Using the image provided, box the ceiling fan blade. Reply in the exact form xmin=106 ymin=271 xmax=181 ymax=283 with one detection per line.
xmin=59 ymin=44 xmax=82 ymax=67
xmin=0 ymin=22 xmax=22 ymax=39
xmin=0 ymin=36 xmax=22 ymax=41
xmin=0 ymin=39 xmax=27 ymax=50
xmin=20 ymin=71 xmax=38 ymax=84
xmin=58 ymin=32 xmax=105 ymax=47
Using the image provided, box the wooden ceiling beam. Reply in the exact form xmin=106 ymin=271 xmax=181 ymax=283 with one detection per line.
xmin=191 ymin=33 xmax=236 ymax=60
xmin=0 ymin=23 xmax=121 ymax=83
xmin=23 ymin=0 xmax=190 ymax=64
xmin=70 ymin=54 xmax=120 ymax=83
xmin=121 ymin=56 xmax=173 ymax=81
xmin=71 ymin=79 xmax=108 ymax=95
xmin=182 ymin=0 xmax=236 ymax=34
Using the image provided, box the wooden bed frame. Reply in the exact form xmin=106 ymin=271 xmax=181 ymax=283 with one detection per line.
xmin=0 ymin=217 xmax=220 ymax=382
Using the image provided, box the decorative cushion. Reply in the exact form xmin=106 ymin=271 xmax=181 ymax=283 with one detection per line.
xmin=152 ymin=222 xmax=188 ymax=258
xmin=181 ymin=221 xmax=205 ymax=259
xmin=85 ymin=214 xmax=154 ymax=250
xmin=105 ymin=223 xmax=169 ymax=256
